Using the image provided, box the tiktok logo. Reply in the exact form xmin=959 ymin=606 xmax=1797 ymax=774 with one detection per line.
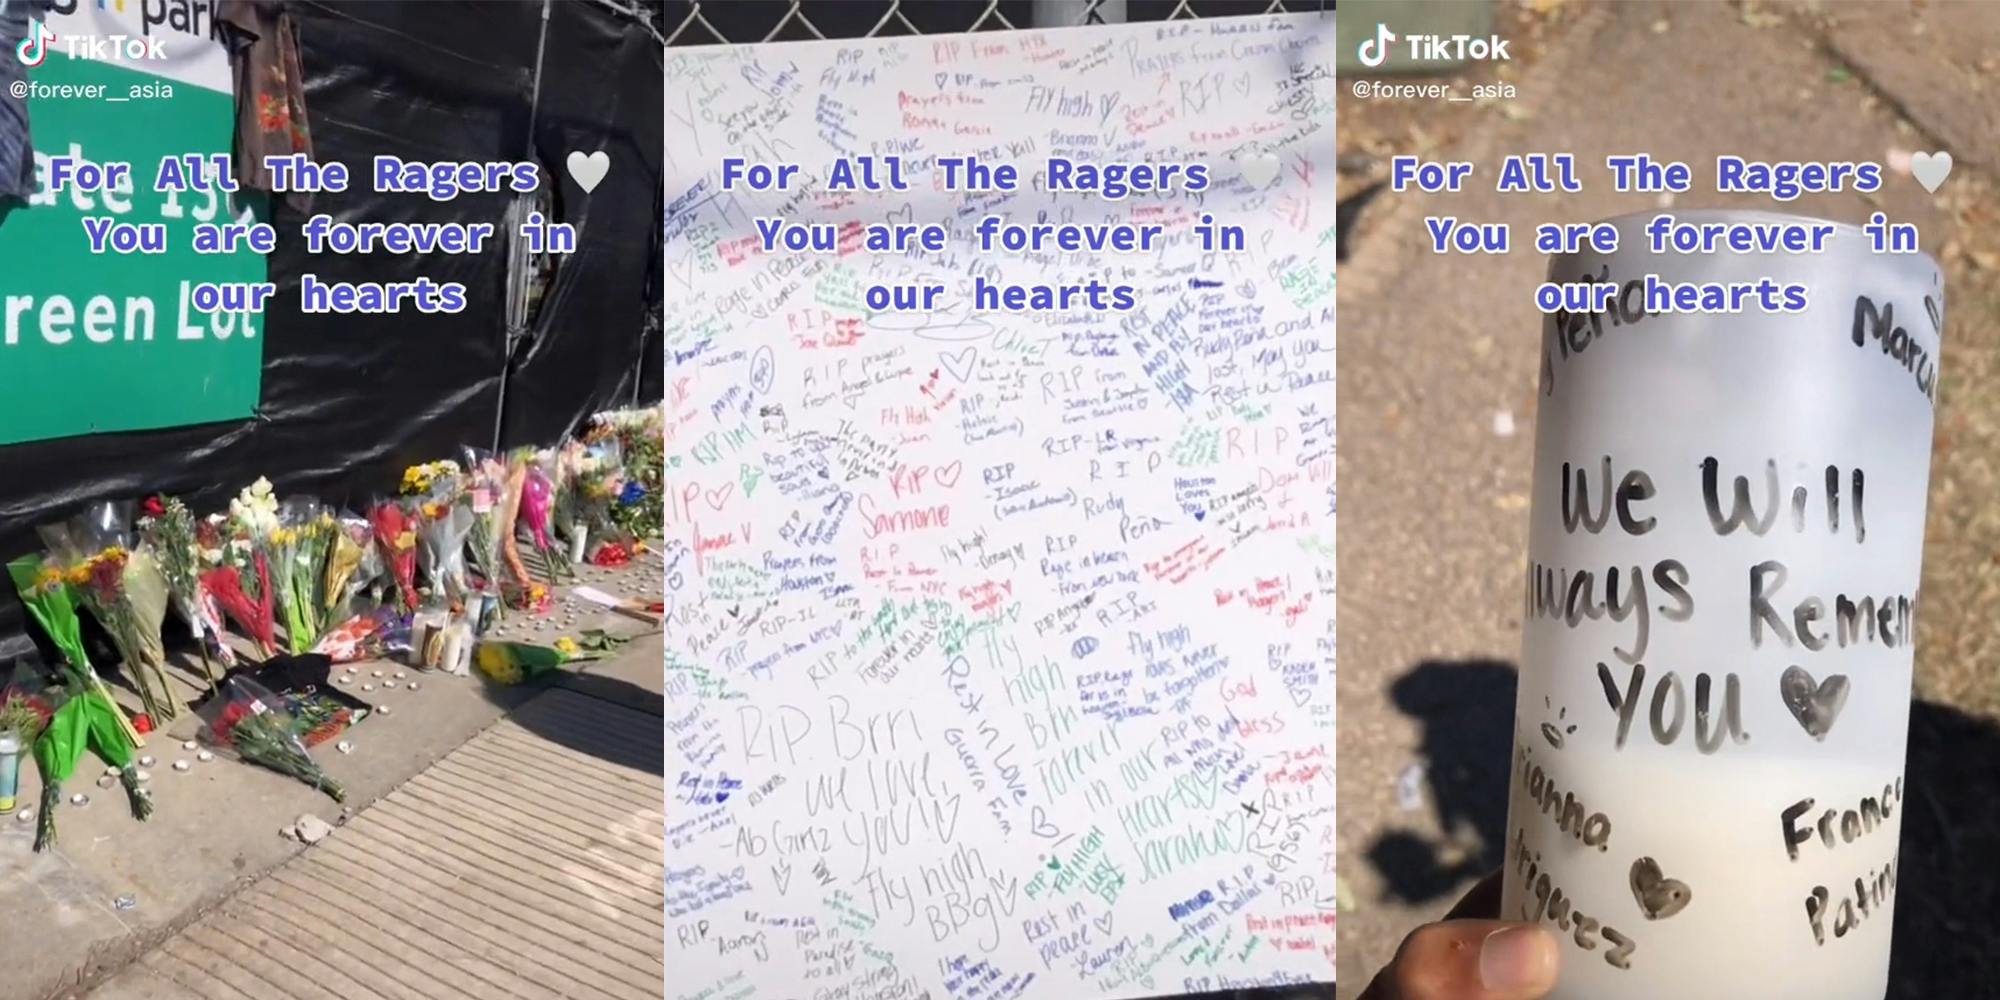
xmin=15 ymin=19 xmax=54 ymax=67
xmin=1357 ymin=23 xmax=1396 ymax=68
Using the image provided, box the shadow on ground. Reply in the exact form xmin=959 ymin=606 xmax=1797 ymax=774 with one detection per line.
xmin=476 ymin=668 xmax=665 ymax=776
xmin=1365 ymin=657 xmax=2000 ymax=993
xmin=1365 ymin=659 xmax=1515 ymax=905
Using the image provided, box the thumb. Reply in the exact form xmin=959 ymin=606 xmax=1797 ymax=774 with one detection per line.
xmin=1364 ymin=921 xmax=1560 ymax=1000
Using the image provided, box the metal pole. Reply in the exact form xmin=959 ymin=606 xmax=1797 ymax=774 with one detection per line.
xmin=492 ymin=0 xmax=553 ymax=453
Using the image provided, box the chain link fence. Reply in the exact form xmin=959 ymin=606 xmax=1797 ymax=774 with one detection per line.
xmin=657 ymin=0 xmax=1330 ymax=45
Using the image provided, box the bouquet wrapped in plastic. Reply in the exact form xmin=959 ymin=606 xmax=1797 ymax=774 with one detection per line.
xmin=197 ymin=675 xmax=343 ymax=802
xmin=270 ymin=498 xmax=331 ymax=654
xmin=473 ymin=630 xmax=627 ymax=686
xmin=496 ymin=450 xmax=545 ymax=609
xmin=400 ymin=459 xmax=461 ymax=499
xmin=414 ymin=464 xmax=475 ymax=605
xmin=313 ymin=606 xmax=410 ymax=664
xmin=599 ymin=410 xmax=663 ymax=543
xmin=139 ymin=495 xmax=232 ymax=688
xmin=0 ymin=664 xmax=53 ymax=815
xmin=201 ymin=512 xmax=280 ymax=660
xmin=39 ymin=502 xmax=183 ymax=726
xmin=320 ymin=512 xmax=378 ymax=633
xmin=6 ymin=558 xmax=151 ymax=851
xmin=460 ymin=448 xmax=513 ymax=595
xmin=369 ymin=499 xmax=421 ymax=612
xmin=573 ymin=438 xmax=626 ymax=549
xmin=519 ymin=449 xmax=568 ymax=584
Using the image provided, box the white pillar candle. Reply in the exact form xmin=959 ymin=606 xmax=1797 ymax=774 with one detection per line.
xmin=1505 ymin=211 xmax=1941 ymax=1000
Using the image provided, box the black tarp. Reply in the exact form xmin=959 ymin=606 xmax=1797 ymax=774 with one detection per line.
xmin=0 ymin=0 xmax=663 ymax=645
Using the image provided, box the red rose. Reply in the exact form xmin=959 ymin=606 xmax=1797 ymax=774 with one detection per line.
xmin=133 ymin=713 xmax=154 ymax=734
xmin=141 ymin=495 xmax=166 ymax=518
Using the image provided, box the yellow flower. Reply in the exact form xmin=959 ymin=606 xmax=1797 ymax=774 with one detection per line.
xmin=394 ymin=531 xmax=417 ymax=551
xmin=421 ymin=502 xmax=446 ymax=520
xmin=65 ymin=564 xmax=91 ymax=587
xmin=401 ymin=464 xmax=434 ymax=495
xmin=34 ymin=568 xmax=64 ymax=593
xmin=475 ymin=644 xmax=522 ymax=685
xmin=554 ymin=637 xmax=580 ymax=658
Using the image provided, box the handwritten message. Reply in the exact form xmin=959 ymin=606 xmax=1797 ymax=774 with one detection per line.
xmin=1500 ymin=210 xmax=1939 ymax=997
xmin=665 ymin=15 xmax=1335 ymax=999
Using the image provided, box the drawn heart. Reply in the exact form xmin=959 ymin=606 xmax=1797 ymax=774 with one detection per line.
xmin=1288 ymin=686 xmax=1312 ymax=708
xmin=935 ymin=460 xmax=964 ymax=488
xmin=1093 ymin=913 xmax=1115 ymax=936
xmin=941 ymin=346 xmax=977 ymax=384
xmin=1029 ymin=805 xmax=1060 ymax=838
xmin=1780 ymin=666 xmax=1850 ymax=741
xmin=1193 ymin=510 xmax=1206 ymax=522
xmin=934 ymin=72 xmax=948 ymax=91
xmin=704 ymin=483 xmax=734 ymax=510
xmin=715 ymin=792 xmax=729 ymax=803
xmin=1629 ymin=857 xmax=1691 ymax=920
xmin=1910 ymin=150 xmax=1953 ymax=194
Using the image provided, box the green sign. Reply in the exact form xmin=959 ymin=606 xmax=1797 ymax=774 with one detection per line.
xmin=0 ymin=39 xmax=266 ymax=445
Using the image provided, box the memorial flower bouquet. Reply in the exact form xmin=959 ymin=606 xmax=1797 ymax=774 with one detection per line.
xmin=573 ymin=439 xmax=626 ymax=545
xmin=604 ymin=411 xmax=663 ymax=542
xmin=200 ymin=522 xmax=279 ymax=660
xmin=313 ymin=605 xmax=408 ymax=663
xmin=5 ymin=558 xmax=150 ymax=851
xmin=459 ymin=448 xmax=507 ymax=589
xmin=39 ymin=505 xmax=183 ymax=726
xmin=518 ymin=449 xmax=567 ymax=584
xmin=496 ymin=450 xmax=541 ymax=608
xmin=400 ymin=459 xmax=461 ymax=498
xmin=473 ymin=630 xmax=628 ymax=686
xmin=319 ymin=512 xmax=377 ymax=633
xmin=140 ymin=495 xmax=232 ymax=688
xmin=197 ymin=675 xmax=343 ymax=803
xmin=368 ymin=499 xmax=422 ymax=612
xmin=413 ymin=464 xmax=475 ymax=604
xmin=269 ymin=499 xmax=330 ymax=654
xmin=229 ymin=477 xmax=281 ymax=537
xmin=549 ymin=440 xmax=588 ymax=553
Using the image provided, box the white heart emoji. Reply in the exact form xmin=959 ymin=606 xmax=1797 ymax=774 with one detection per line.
xmin=566 ymin=150 xmax=610 ymax=193
xmin=1910 ymin=150 xmax=1952 ymax=194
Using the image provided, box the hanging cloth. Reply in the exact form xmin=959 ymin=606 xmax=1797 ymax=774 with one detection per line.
xmin=217 ymin=1 xmax=314 ymax=213
xmin=0 ymin=0 xmax=53 ymax=203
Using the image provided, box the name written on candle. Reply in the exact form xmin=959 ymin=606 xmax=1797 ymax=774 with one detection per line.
xmin=1513 ymin=831 xmax=1639 ymax=971
xmin=1515 ymin=743 xmax=1614 ymax=853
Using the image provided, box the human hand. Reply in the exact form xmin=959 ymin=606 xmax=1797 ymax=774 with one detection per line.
xmin=1357 ymin=871 xmax=1559 ymax=1000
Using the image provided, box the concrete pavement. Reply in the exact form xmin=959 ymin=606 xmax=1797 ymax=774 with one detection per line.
xmin=1 ymin=558 xmax=666 ymax=1000
xmin=80 ymin=685 xmax=665 ymax=1000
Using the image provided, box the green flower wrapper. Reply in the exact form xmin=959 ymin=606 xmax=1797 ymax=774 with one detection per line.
xmin=6 ymin=557 xmax=151 ymax=852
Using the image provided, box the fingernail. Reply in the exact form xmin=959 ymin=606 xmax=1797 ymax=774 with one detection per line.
xmin=1480 ymin=926 xmax=1555 ymax=991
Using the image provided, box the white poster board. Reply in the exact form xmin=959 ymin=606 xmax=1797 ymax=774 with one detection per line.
xmin=664 ymin=15 xmax=1336 ymax=998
